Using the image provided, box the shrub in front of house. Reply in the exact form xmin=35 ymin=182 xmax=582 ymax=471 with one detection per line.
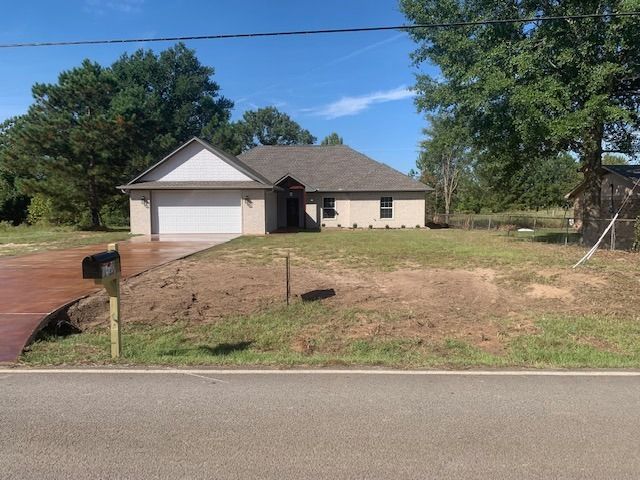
xmin=337 ymin=224 xmax=342 ymax=228
xmin=368 ymin=225 xmax=373 ymax=229
xmin=321 ymin=223 xmax=326 ymax=228
xmin=415 ymin=225 xmax=421 ymax=229
xmin=385 ymin=225 xmax=390 ymax=229
xmin=352 ymin=223 xmax=358 ymax=229
xmin=401 ymin=225 xmax=406 ymax=229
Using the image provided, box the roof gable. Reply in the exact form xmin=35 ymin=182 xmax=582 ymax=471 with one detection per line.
xmin=127 ymin=138 xmax=271 ymax=186
xmin=566 ymin=165 xmax=640 ymax=199
xmin=238 ymin=145 xmax=431 ymax=192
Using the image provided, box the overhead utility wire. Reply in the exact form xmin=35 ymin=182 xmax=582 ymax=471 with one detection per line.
xmin=1 ymin=12 xmax=639 ymax=49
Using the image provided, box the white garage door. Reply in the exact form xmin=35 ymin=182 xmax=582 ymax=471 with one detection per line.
xmin=152 ymin=190 xmax=242 ymax=234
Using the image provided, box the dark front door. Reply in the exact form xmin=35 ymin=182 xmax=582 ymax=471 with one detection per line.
xmin=286 ymin=198 xmax=299 ymax=227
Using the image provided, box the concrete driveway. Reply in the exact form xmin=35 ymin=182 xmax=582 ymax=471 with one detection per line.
xmin=0 ymin=234 xmax=239 ymax=362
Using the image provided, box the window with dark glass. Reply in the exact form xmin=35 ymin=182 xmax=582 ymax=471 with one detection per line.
xmin=323 ymin=197 xmax=336 ymax=219
xmin=380 ymin=197 xmax=393 ymax=219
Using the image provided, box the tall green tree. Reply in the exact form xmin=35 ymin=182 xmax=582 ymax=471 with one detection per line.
xmin=417 ymin=113 xmax=473 ymax=218
xmin=4 ymin=44 xmax=234 ymax=227
xmin=513 ymin=153 xmax=581 ymax=210
xmin=401 ymin=0 xmax=640 ymax=231
xmin=212 ymin=107 xmax=315 ymax=154
xmin=321 ymin=132 xmax=344 ymax=145
xmin=0 ymin=118 xmax=29 ymax=224
xmin=6 ymin=61 xmax=131 ymax=227
xmin=602 ymin=153 xmax=630 ymax=165
xmin=241 ymin=107 xmax=315 ymax=148
xmin=111 ymin=42 xmax=233 ymax=177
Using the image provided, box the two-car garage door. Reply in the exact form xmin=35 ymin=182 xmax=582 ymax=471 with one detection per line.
xmin=151 ymin=190 xmax=242 ymax=234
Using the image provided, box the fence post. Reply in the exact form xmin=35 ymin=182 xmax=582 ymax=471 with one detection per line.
xmin=470 ymin=215 xmax=475 ymax=230
xmin=610 ymin=219 xmax=616 ymax=251
xmin=487 ymin=216 xmax=492 ymax=231
xmin=285 ymin=253 xmax=291 ymax=306
xmin=532 ymin=217 xmax=537 ymax=242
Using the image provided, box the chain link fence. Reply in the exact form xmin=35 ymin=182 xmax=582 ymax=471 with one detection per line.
xmin=431 ymin=213 xmax=638 ymax=249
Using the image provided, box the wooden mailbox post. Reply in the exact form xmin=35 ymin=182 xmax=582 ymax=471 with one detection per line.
xmin=82 ymin=243 xmax=122 ymax=358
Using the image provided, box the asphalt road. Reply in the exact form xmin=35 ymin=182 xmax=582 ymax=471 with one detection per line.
xmin=1 ymin=370 xmax=639 ymax=479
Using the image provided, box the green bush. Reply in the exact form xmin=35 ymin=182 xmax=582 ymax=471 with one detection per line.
xmin=0 ymin=220 xmax=13 ymax=231
xmin=633 ymin=216 xmax=640 ymax=251
xmin=100 ymin=202 xmax=129 ymax=228
xmin=27 ymin=194 xmax=53 ymax=225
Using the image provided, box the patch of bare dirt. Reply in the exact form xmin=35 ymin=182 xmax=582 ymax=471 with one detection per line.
xmin=62 ymin=253 xmax=626 ymax=354
xmin=526 ymin=284 xmax=572 ymax=300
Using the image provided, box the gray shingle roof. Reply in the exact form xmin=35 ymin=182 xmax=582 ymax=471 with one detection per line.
xmin=566 ymin=164 xmax=640 ymax=199
xmin=119 ymin=181 xmax=272 ymax=190
xmin=603 ymin=165 xmax=640 ymax=179
xmin=238 ymin=145 xmax=431 ymax=192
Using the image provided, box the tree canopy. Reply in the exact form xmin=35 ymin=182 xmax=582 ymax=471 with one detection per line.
xmin=212 ymin=107 xmax=315 ymax=155
xmin=401 ymin=0 xmax=640 ymax=222
xmin=0 ymin=44 xmax=315 ymax=227
xmin=0 ymin=118 xmax=29 ymax=224
xmin=320 ymin=132 xmax=344 ymax=145
xmin=417 ymin=113 xmax=473 ymax=216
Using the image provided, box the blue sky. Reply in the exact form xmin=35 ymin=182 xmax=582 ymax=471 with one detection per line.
xmin=0 ymin=0 xmax=436 ymax=174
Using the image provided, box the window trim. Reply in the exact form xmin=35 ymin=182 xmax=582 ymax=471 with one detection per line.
xmin=323 ymin=197 xmax=336 ymax=219
xmin=380 ymin=196 xmax=393 ymax=219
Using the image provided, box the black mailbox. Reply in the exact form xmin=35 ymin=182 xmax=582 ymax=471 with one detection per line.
xmin=82 ymin=251 xmax=120 ymax=280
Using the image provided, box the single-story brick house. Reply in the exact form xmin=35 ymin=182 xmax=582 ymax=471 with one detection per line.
xmin=566 ymin=164 xmax=640 ymax=248
xmin=119 ymin=137 xmax=431 ymax=235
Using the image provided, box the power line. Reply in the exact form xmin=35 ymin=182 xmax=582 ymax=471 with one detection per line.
xmin=1 ymin=12 xmax=639 ymax=49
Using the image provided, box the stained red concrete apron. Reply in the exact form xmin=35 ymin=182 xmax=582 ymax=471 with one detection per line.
xmin=0 ymin=234 xmax=238 ymax=362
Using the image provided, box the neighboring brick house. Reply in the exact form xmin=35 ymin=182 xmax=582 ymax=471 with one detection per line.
xmin=119 ymin=137 xmax=431 ymax=235
xmin=566 ymin=165 xmax=640 ymax=248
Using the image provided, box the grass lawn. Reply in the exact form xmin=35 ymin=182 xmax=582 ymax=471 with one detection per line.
xmin=0 ymin=225 xmax=132 ymax=257
xmin=21 ymin=229 xmax=640 ymax=368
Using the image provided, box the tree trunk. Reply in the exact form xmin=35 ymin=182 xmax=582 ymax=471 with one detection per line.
xmin=88 ymin=176 xmax=101 ymax=229
xmin=581 ymin=124 xmax=604 ymax=246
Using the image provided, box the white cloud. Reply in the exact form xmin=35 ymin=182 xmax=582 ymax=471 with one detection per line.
xmin=308 ymin=86 xmax=414 ymax=119
xmin=84 ymin=0 xmax=144 ymax=14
